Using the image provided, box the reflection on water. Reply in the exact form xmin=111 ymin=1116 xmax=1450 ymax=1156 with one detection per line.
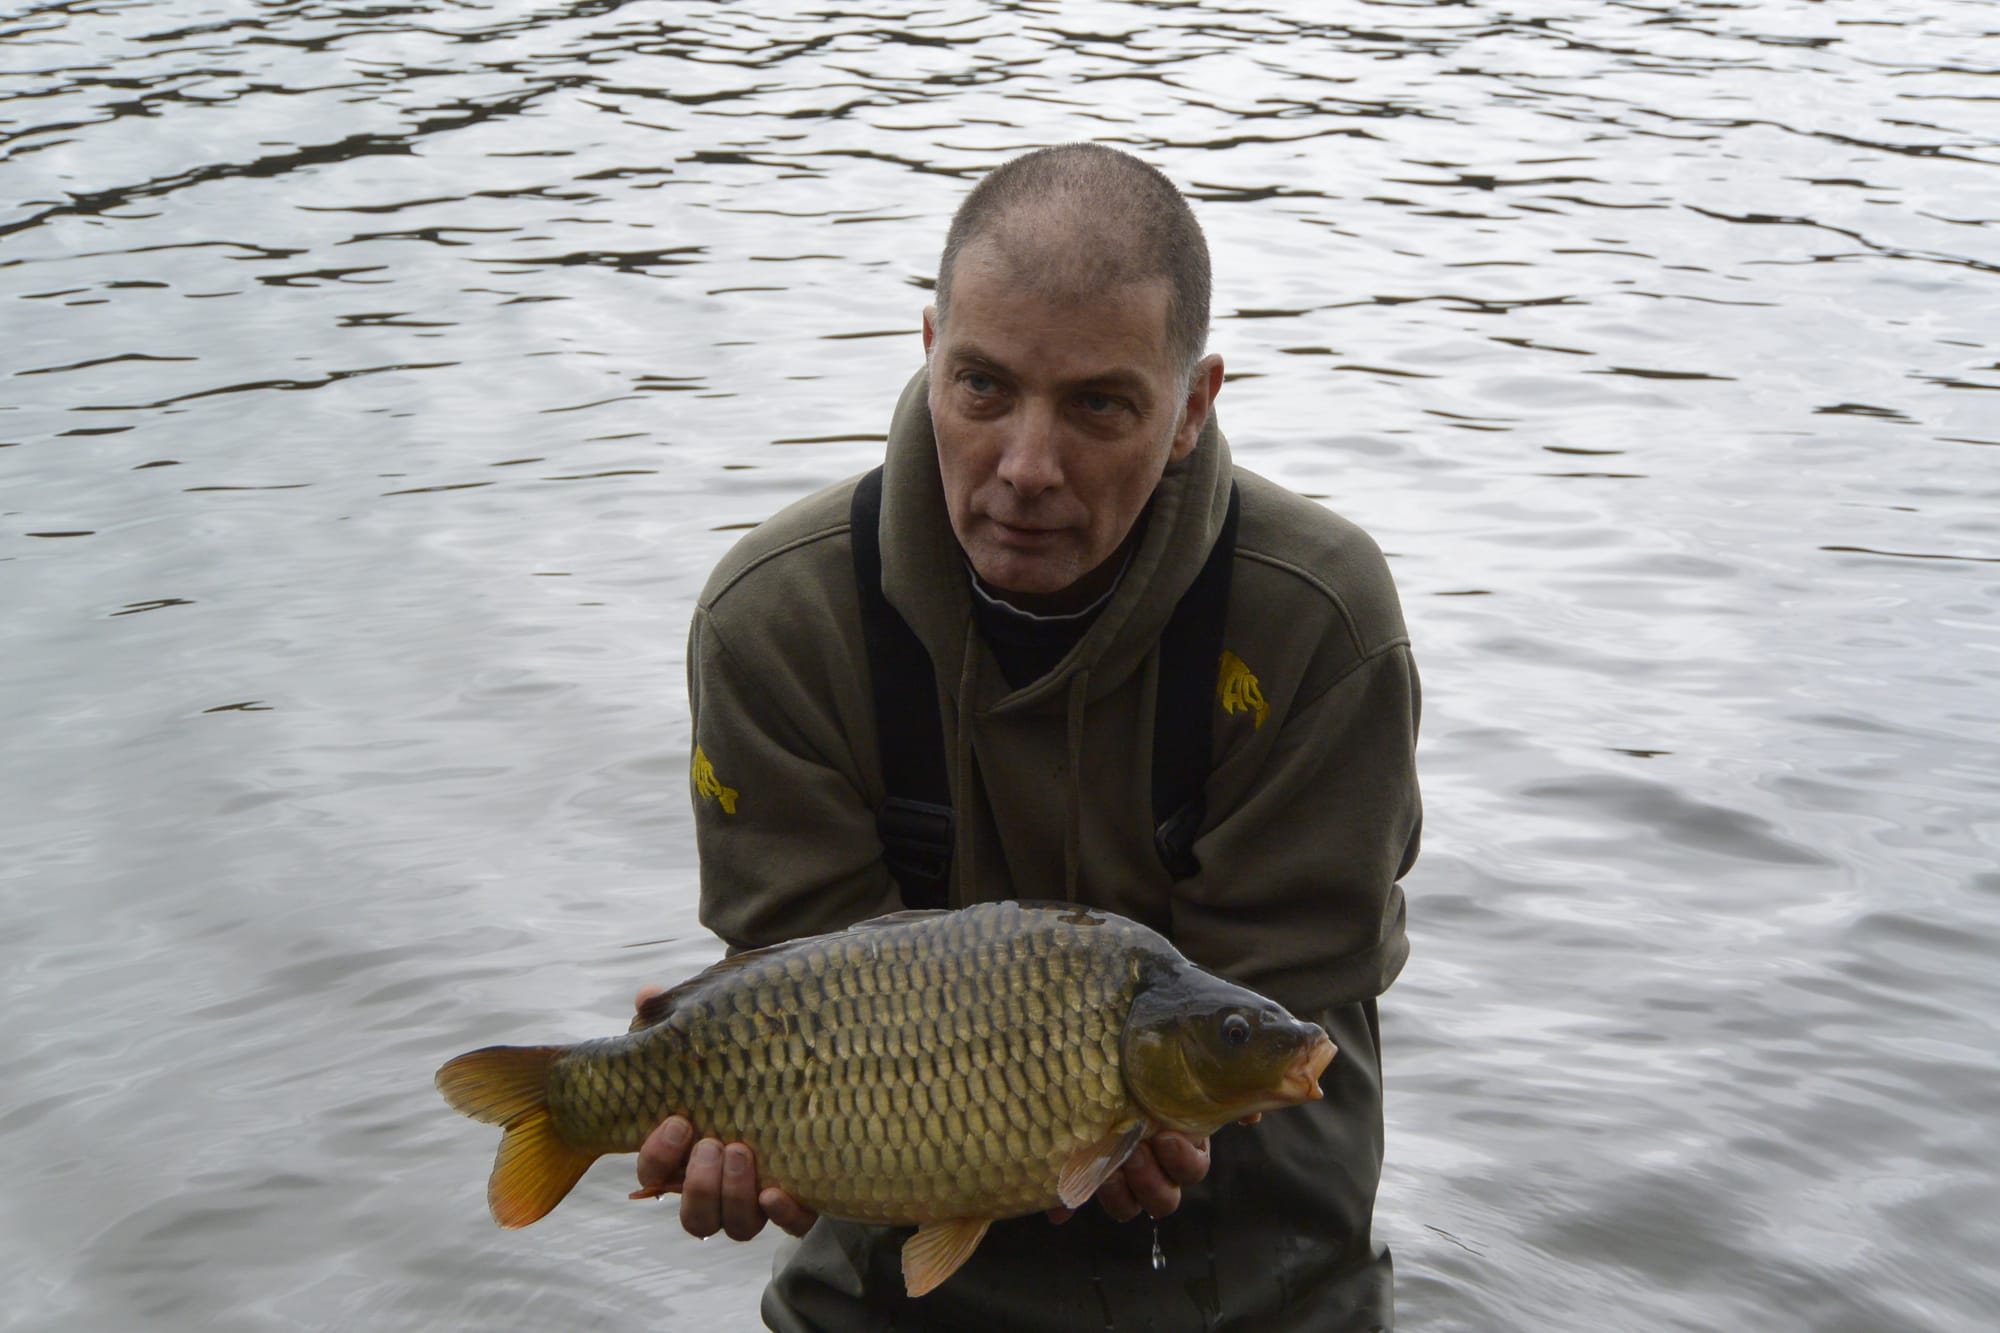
xmin=4 ymin=1 xmax=1997 ymax=1329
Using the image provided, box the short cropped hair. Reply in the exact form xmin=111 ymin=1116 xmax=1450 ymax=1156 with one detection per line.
xmin=933 ymin=144 xmax=1211 ymax=380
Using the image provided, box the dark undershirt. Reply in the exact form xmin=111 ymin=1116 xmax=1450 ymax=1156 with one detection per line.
xmin=969 ymin=507 xmax=1151 ymax=690
xmin=971 ymin=592 xmax=1102 ymax=691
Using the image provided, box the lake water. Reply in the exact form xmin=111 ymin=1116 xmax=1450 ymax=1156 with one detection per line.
xmin=4 ymin=1 xmax=1997 ymax=1329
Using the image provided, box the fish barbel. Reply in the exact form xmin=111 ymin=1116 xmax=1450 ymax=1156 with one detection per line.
xmin=436 ymin=901 xmax=1336 ymax=1296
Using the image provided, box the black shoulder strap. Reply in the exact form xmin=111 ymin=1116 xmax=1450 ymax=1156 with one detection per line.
xmin=851 ymin=467 xmax=954 ymax=908
xmin=1151 ymin=481 xmax=1239 ymax=879
xmin=854 ymin=468 xmax=1239 ymax=896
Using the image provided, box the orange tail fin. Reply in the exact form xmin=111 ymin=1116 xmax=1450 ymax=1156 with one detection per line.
xmin=436 ymin=1045 xmax=600 ymax=1228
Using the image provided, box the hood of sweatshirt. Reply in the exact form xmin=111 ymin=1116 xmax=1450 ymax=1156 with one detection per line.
xmin=874 ymin=368 xmax=1232 ymax=905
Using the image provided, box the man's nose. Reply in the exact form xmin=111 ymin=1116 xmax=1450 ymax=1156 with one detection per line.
xmin=995 ymin=400 xmax=1063 ymax=496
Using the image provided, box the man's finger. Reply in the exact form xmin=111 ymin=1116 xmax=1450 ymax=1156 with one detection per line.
xmin=1119 ymin=1140 xmax=1184 ymax=1219
xmin=1149 ymin=1132 xmax=1211 ymax=1187
xmin=719 ymin=1143 xmax=767 ymax=1242
xmin=1095 ymin=1172 xmax=1141 ymax=1223
xmin=678 ymin=1138 xmax=725 ymax=1238
xmin=634 ymin=985 xmax=666 ymax=1011
xmin=762 ymin=1188 xmax=819 ymax=1239
xmin=634 ymin=1116 xmax=694 ymax=1197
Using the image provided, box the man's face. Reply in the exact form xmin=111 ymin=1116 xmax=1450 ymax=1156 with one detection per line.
xmin=923 ymin=246 xmax=1222 ymax=614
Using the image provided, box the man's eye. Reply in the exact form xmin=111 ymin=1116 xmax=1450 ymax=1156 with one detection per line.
xmin=1079 ymin=392 xmax=1119 ymax=415
xmin=963 ymin=372 xmax=998 ymax=396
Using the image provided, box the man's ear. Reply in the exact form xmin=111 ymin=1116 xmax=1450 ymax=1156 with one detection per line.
xmin=922 ymin=305 xmax=938 ymax=358
xmin=1170 ymin=354 xmax=1226 ymax=462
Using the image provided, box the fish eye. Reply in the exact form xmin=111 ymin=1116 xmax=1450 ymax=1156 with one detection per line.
xmin=1221 ymin=1013 xmax=1252 ymax=1047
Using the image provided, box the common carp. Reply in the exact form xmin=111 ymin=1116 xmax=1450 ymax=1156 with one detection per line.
xmin=436 ymin=900 xmax=1336 ymax=1296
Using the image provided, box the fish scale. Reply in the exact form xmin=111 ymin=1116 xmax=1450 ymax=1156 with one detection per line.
xmin=541 ymin=904 xmax=1140 ymax=1222
xmin=437 ymin=900 xmax=1335 ymax=1296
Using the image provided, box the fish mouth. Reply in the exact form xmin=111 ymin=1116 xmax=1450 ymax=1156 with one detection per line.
xmin=1279 ymin=1031 xmax=1338 ymax=1103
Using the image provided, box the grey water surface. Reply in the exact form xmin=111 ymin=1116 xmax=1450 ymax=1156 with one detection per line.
xmin=4 ymin=1 xmax=1997 ymax=1329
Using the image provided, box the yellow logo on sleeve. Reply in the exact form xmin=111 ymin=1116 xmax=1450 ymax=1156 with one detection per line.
xmin=1216 ymin=650 xmax=1269 ymax=729
xmin=692 ymin=745 xmax=739 ymax=815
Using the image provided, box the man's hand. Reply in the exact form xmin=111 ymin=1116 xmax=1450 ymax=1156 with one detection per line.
xmin=1092 ymin=1132 xmax=1209 ymax=1223
xmin=626 ymin=988 xmax=817 ymax=1242
xmin=630 ymin=1115 xmax=818 ymax=1240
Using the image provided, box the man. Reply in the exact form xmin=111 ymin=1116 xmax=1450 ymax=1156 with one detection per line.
xmin=641 ymin=144 xmax=1420 ymax=1330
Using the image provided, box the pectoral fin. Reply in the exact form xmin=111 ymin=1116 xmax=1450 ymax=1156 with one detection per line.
xmin=901 ymin=1217 xmax=991 ymax=1297
xmin=1057 ymin=1119 xmax=1147 ymax=1210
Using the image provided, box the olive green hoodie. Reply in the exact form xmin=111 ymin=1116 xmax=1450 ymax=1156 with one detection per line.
xmin=687 ymin=370 xmax=1420 ymax=1330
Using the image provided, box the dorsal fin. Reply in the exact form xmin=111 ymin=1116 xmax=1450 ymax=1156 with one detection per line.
xmin=845 ymin=908 xmax=950 ymax=930
xmin=628 ymin=929 xmax=845 ymax=1031
xmin=628 ymin=910 xmax=959 ymax=1032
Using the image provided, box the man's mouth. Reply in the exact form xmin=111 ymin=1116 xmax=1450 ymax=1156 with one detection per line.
xmin=989 ymin=518 xmax=1063 ymax=543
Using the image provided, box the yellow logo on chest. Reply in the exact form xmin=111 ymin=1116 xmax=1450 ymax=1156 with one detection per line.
xmin=1216 ymin=650 xmax=1269 ymax=729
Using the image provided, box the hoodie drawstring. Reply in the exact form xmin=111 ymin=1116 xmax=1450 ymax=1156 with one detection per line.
xmin=1063 ymin=669 xmax=1089 ymax=903
xmin=951 ymin=616 xmax=981 ymax=906
xmin=947 ymin=621 xmax=1091 ymax=908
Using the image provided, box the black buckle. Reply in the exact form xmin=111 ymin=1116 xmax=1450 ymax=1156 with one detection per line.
xmin=1154 ymin=795 xmax=1206 ymax=881
xmin=878 ymin=797 xmax=954 ymax=901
